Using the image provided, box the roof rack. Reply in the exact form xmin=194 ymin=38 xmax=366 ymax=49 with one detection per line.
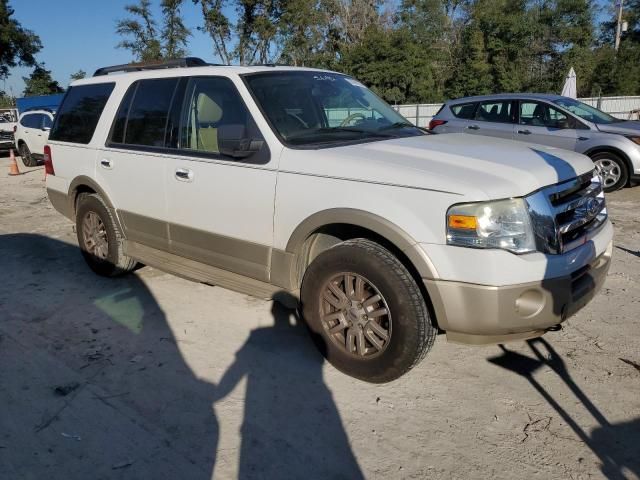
xmin=93 ymin=57 xmax=210 ymax=77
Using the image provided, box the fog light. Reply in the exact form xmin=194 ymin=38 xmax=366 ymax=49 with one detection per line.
xmin=515 ymin=289 xmax=545 ymax=318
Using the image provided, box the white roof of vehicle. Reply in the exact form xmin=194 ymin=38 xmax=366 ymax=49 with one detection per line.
xmin=73 ymin=65 xmax=340 ymax=86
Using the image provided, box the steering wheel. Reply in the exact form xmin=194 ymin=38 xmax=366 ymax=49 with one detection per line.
xmin=340 ymin=113 xmax=366 ymax=127
xmin=286 ymin=112 xmax=309 ymax=129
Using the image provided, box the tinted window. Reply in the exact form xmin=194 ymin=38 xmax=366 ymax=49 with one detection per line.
xmin=49 ymin=83 xmax=115 ymax=143
xmin=450 ymin=103 xmax=476 ymax=119
xmin=109 ymin=84 xmax=137 ymax=144
xmin=20 ymin=113 xmax=42 ymax=129
xmin=42 ymin=115 xmax=53 ymax=129
xmin=476 ymin=100 xmax=513 ymax=123
xmin=124 ymin=78 xmax=178 ymax=146
xmin=181 ymin=77 xmax=259 ymax=154
xmin=520 ymin=101 xmax=572 ymax=128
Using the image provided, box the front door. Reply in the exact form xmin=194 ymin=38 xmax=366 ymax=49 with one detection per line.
xmin=515 ymin=101 xmax=579 ymax=151
xmin=165 ymin=76 xmax=277 ymax=282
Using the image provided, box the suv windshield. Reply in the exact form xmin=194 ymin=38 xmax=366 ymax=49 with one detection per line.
xmin=243 ymin=71 xmax=423 ymax=147
xmin=553 ymin=98 xmax=622 ymax=125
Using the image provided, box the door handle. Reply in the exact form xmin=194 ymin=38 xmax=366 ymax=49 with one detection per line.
xmin=100 ymin=158 xmax=113 ymax=169
xmin=175 ymin=168 xmax=194 ymax=182
xmin=517 ymin=129 xmax=532 ymax=135
xmin=578 ymin=136 xmax=590 ymax=141
xmin=467 ymin=124 xmax=480 ymax=130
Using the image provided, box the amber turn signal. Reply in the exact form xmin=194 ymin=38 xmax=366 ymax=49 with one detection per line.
xmin=448 ymin=215 xmax=477 ymax=230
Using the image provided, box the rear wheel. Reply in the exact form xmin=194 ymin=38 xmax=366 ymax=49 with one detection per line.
xmin=75 ymin=193 xmax=136 ymax=277
xmin=591 ymin=151 xmax=628 ymax=192
xmin=301 ymin=238 xmax=436 ymax=383
xmin=19 ymin=143 xmax=37 ymax=167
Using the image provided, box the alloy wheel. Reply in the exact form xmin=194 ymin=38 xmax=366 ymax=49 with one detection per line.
xmin=594 ymin=158 xmax=622 ymax=189
xmin=320 ymin=272 xmax=392 ymax=358
xmin=82 ymin=211 xmax=109 ymax=260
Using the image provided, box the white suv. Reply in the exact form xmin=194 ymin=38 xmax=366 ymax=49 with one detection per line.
xmin=14 ymin=108 xmax=55 ymax=166
xmin=45 ymin=58 xmax=613 ymax=382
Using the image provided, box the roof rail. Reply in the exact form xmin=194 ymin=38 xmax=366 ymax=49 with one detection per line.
xmin=93 ymin=57 xmax=209 ymax=77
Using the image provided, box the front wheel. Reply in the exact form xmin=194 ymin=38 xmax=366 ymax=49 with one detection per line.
xmin=591 ymin=152 xmax=628 ymax=193
xmin=75 ymin=193 xmax=136 ymax=277
xmin=301 ymin=239 xmax=436 ymax=383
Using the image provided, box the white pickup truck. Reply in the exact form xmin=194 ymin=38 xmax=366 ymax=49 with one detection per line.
xmin=0 ymin=108 xmax=18 ymax=152
xmin=44 ymin=59 xmax=613 ymax=382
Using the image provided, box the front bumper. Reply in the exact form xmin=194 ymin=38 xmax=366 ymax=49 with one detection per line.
xmin=424 ymin=241 xmax=612 ymax=345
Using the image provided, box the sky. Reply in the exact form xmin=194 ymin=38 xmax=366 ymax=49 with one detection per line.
xmin=3 ymin=0 xmax=228 ymax=96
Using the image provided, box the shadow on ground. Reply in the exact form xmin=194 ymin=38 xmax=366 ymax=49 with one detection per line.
xmin=489 ymin=338 xmax=640 ymax=480
xmin=0 ymin=234 xmax=362 ymax=479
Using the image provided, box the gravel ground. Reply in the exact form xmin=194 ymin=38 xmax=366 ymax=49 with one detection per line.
xmin=0 ymin=155 xmax=639 ymax=480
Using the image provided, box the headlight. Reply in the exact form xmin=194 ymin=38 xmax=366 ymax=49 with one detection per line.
xmin=626 ymin=136 xmax=640 ymax=146
xmin=446 ymin=198 xmax=536 ymax=253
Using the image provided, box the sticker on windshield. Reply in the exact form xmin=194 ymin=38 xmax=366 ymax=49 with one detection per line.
xmin=345 ymin=78 xmax=366 ymax=88
xmin=313 ymin=74 xmax=336 ymax=82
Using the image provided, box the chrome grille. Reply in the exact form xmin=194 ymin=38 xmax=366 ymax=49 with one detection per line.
xmin=0 ymin=130 xmax=13 ymax=141
xmin=526 ymin=171 xmax=607 ymax=254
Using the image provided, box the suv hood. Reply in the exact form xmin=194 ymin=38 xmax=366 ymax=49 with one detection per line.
xmin=283 ymin=134 xmax=594 ymax=200
xmin=596 ymin=120 xmax=640 ymax=135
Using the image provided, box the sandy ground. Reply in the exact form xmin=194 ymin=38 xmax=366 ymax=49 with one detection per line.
xmin=0 ymin=155 xmax=639 ymax=480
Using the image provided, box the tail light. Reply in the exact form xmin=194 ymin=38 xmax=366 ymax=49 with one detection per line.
xmin=428 ymin=119 xmax=447 ymax=131
xmin=44 ymin=145 xmax=55 ymax=176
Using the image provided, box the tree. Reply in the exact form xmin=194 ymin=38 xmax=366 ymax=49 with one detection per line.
xmin=193 ymin=0 xmax=233 ymax=64
xmin=162 ymin=0 xmax=191 ymax=58
xmin=116 ymin=0 xmax=163 ymax=61
xmin=70 ymin=69 xmax=87 ymax=82
xmin=0 ymin=90 xmax=16 ymax=108
xmin=22 ymin=64 xmax=64 ymax=97
xmin=0 ymin=0 xmax=42 ymax=80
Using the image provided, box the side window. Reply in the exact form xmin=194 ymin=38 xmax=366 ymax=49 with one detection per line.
xmin=42 ymin=115 xmax=53 ymax=129
xmin=450 ymin=103 xmax=476 ymax=119
xmin=21 ymin=114 xmax=41 ymax=129
xmin=124 ymin=78 xmax=178 ymax=147
xmin=476 ymin=101 xmax=513 ymax=123
xmin=180 ymin=77 xmax=259 ymax=154
xmin=49 ymin=83 xmax=115 ymax=143
xmin=109 ymin=84 xmax=137 ymax=144
xmin=519 ymin=101 xmax=571 ymax=128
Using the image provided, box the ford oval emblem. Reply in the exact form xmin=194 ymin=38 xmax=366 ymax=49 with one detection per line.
xmin=586 ymin=197 xmax=599 ymax=217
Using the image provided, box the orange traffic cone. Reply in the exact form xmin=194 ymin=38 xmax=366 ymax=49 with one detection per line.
xmin=8 ymin=149 xmax=20 ymax=176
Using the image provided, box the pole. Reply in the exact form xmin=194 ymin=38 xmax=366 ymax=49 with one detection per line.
xmin=615 ymin=0 xmax=624 ymax=52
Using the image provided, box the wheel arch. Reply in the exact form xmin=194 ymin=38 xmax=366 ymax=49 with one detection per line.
xmin=584 ymin=146 xmax=632 ymax=179
xmin=283 ymin=209 xmax=440 ymax=326
xmin=67 ymin=176 xmax=126 ymax=233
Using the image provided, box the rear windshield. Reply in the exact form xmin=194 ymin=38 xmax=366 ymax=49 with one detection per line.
xmin=49 ymin=83 xmax=115 ymax=144
xmin=450 ymin=103 xmax=477 ymax=119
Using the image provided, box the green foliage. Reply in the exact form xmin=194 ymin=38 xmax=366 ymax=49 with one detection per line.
xmin=116 ymin=0 xmax=190 ymax=61
xmin=22 ymin=64 xmax=64 ymax=97
xmin=0 ymin=90 xmax=16 ymax=108
xmin=70 ymin=69 xmax=87 ymax=82
xmin=0 ymin=0 xmax=42 ymax=80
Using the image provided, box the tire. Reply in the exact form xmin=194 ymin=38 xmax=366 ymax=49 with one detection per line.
xmin=590 ymin=151 xmax=628 ymax=193
xmin=75 ymin=193 xmax=136 ymax=277
xmin=20 ymin=143 xmax=37 ymax=167
xmin=301 ymin=238 xmax=436 ymax=383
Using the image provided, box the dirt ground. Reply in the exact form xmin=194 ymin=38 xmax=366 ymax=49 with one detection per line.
xmin=0 ymin=154 xmax=639 ymax=480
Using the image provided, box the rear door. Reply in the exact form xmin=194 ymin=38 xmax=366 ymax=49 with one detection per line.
xmin=441 ymin=102 xmax=478 ymax=133
xmin=465 ymin=99 xmax=516 ymax=140
xmin=96 ymin=78 xmax=178 ymax=252
xmin=515 ymin=100 xmax=579 ymax=151
xmin=21 ymin=113 xmax=44 ymax=154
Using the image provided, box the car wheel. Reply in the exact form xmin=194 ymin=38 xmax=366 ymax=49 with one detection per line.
xmin=591 ymin=152 xmax=628 ymax=193
xmin=301 ymin=238 xmax=436 ymax=383
xmin=19 ymin=143 xmax=37 ymax=167
xmin=76 ymin=193 xmax=137 ymax=277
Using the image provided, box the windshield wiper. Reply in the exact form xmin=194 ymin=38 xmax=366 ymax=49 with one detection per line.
xmin=287 ymin=127 xmax=392 ymax=140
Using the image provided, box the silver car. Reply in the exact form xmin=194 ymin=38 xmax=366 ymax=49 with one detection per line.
xmin=429 ymin=93 xmax=640 ymax=192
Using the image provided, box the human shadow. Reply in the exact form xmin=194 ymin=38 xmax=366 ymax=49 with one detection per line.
xmin=0 ymin=234 xmax=217 ymax=479
xmin=489 ymin=338 xmax=640 ymax=479
xmin=214 ymin=301 xmax=364 ymax=480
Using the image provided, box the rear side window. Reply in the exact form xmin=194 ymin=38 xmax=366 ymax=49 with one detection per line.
xmin=49 ymin=83 xmax=115 ymax=144
xmin=43 ymin=115 xmax=53 ymax=129
xmin=476 ymin=100 xmax=513 ymax=123
xmin=20 ymin=113 xmax=42 ymax=129
xmin=122 ymin=78 xmax=178 ymax=147
xmin=450 ymin=103 xmax=476 ymax=119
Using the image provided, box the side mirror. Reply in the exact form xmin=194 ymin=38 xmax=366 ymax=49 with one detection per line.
xmin=218 ymin=124 xmax=263 ymax=159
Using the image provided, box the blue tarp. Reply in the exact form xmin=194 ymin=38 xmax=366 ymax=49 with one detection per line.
xmin=16 ymin=94 xmax=65 ymax=114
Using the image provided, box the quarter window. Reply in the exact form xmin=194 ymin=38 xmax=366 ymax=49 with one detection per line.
xmin=450 ymin=103 xmax=477 ymax=119
xmin=20 ymin=114 xmax=42 ymax=129
xmin=476 ymin=101 xmax=513 ymax=123
xmin=124 ymin=78 xmax=179 ymax=146
xmin=49 ymin=83 xmax=115 ymax=143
